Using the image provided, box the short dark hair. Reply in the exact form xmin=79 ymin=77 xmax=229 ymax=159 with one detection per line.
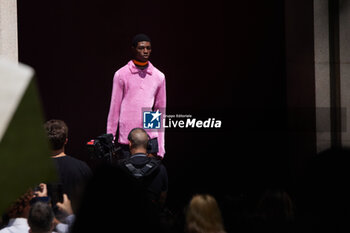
xmin=132 ymin=33 xmax=151 ymax=47
xmin=44 ymin=119 xmax=68 ymax=150
xmin=127 ymin=128 xmax=149 ymax=150
xmin=28 ymin=202 xmax=54 ymax=233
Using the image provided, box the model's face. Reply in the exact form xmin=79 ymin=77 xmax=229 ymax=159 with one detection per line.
xmin=134 ymin=41 xmax=152 ymax=62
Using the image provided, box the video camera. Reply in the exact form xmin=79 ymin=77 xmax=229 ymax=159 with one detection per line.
xmin=147 ymin=137 xmax=159 ymax=155
xmin=86 ymin=133 xmax=115 ymax=161
xmin=86 ymin=133 xmax=159 ymax=161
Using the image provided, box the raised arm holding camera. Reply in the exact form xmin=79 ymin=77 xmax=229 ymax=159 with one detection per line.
xmin=31 ymin=183 xmax=74 ymax=233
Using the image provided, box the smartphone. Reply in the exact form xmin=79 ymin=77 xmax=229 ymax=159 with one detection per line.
xmin=47 ymin=183 xmax=64 ymax=205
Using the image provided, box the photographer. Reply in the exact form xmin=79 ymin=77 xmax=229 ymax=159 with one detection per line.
xmin=118 ymin=128 xmax=168 ymax=208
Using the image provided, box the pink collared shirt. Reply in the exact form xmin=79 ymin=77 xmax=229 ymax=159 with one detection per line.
xmin=107 ymin=60 xmax=166 ymax=157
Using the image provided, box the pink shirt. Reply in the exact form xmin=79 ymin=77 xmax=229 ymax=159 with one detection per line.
xmin=107 ymin=60 xmax=166 ymax=157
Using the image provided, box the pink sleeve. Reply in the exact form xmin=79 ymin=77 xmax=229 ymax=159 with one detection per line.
xmin=154 ymin=77 xmax=166 ymax=157
xmin=107 ymin=72 xmax=124 ymax=138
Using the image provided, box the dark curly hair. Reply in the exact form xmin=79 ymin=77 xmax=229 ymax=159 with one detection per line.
xmin=6 ymin=188 xmax=33 ymax=219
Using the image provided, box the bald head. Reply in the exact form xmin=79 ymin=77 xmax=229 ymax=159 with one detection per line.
xmin=128 ymin=128 xmax=149 ymax=151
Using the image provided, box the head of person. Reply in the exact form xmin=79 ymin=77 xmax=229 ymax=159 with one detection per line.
xmin=185 ymin=194 xmax=226 ymax=233
xmin=4 ymin=188 xmax=33 ymax=220
xmin=44 ymin=119 xmax=68 ymax=152
xmin=70 ymin=165 xmax=161 ymax=233
xmin=28 ymin=202 xmax=54 ymax=233
xmin=131 ymin=33 xmax=152 ymax=62
xmin=127 ymin=128 xmax=149 ymax=154
xmin=256 ymin=189 xmax=295 ymax=222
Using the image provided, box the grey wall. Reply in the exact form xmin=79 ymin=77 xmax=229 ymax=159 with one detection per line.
xmin=0 ymin=0 xmax=18 ymax=61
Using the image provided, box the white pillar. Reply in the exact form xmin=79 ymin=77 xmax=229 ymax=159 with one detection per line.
xmin=314 ymin=0 xmax=332 ymax=153
xmin=339 ymin=1 xmax=350 ymax=147
xmin=314 ymin=0 xmax=350 ymax=150
xmin=0 ymin=0 xmax=18 ymax=62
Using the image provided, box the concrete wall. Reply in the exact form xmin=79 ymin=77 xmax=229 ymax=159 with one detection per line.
xmin=0 ymin=0 xmax=18 ymax=61
xmin=339 ymin=0 xmax=350 ymax=147
xmin=314 ymin=0 xmax=350 ymax=151
xmin=314 ymin=0 xmax=332 ymax=152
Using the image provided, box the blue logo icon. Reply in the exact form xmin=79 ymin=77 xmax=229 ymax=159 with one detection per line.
xmin=143 ymin=110 xmax=162 ymax=129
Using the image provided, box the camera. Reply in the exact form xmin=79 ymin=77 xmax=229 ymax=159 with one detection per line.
xmin=147 ymin=137 xmax=159 ymax=154
xmin=86 ymin=133 xmax=159 ymax=161
xmin=86 ymin=133 xmax=115 ymax=160
xmin=47 ymin=183 xmax=64 ymax=205
xmin=31 ymin=183 xmax=63 ymax=206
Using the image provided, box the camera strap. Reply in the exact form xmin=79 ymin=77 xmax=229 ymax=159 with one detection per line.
xmin=124 ymin=158 xmax=160 ymax=179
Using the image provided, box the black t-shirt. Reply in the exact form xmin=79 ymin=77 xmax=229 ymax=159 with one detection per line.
xmin=52 ymin=155 xmax=92 ymax=203
xmin=121 ymin=154 xmax=168 ymax=200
